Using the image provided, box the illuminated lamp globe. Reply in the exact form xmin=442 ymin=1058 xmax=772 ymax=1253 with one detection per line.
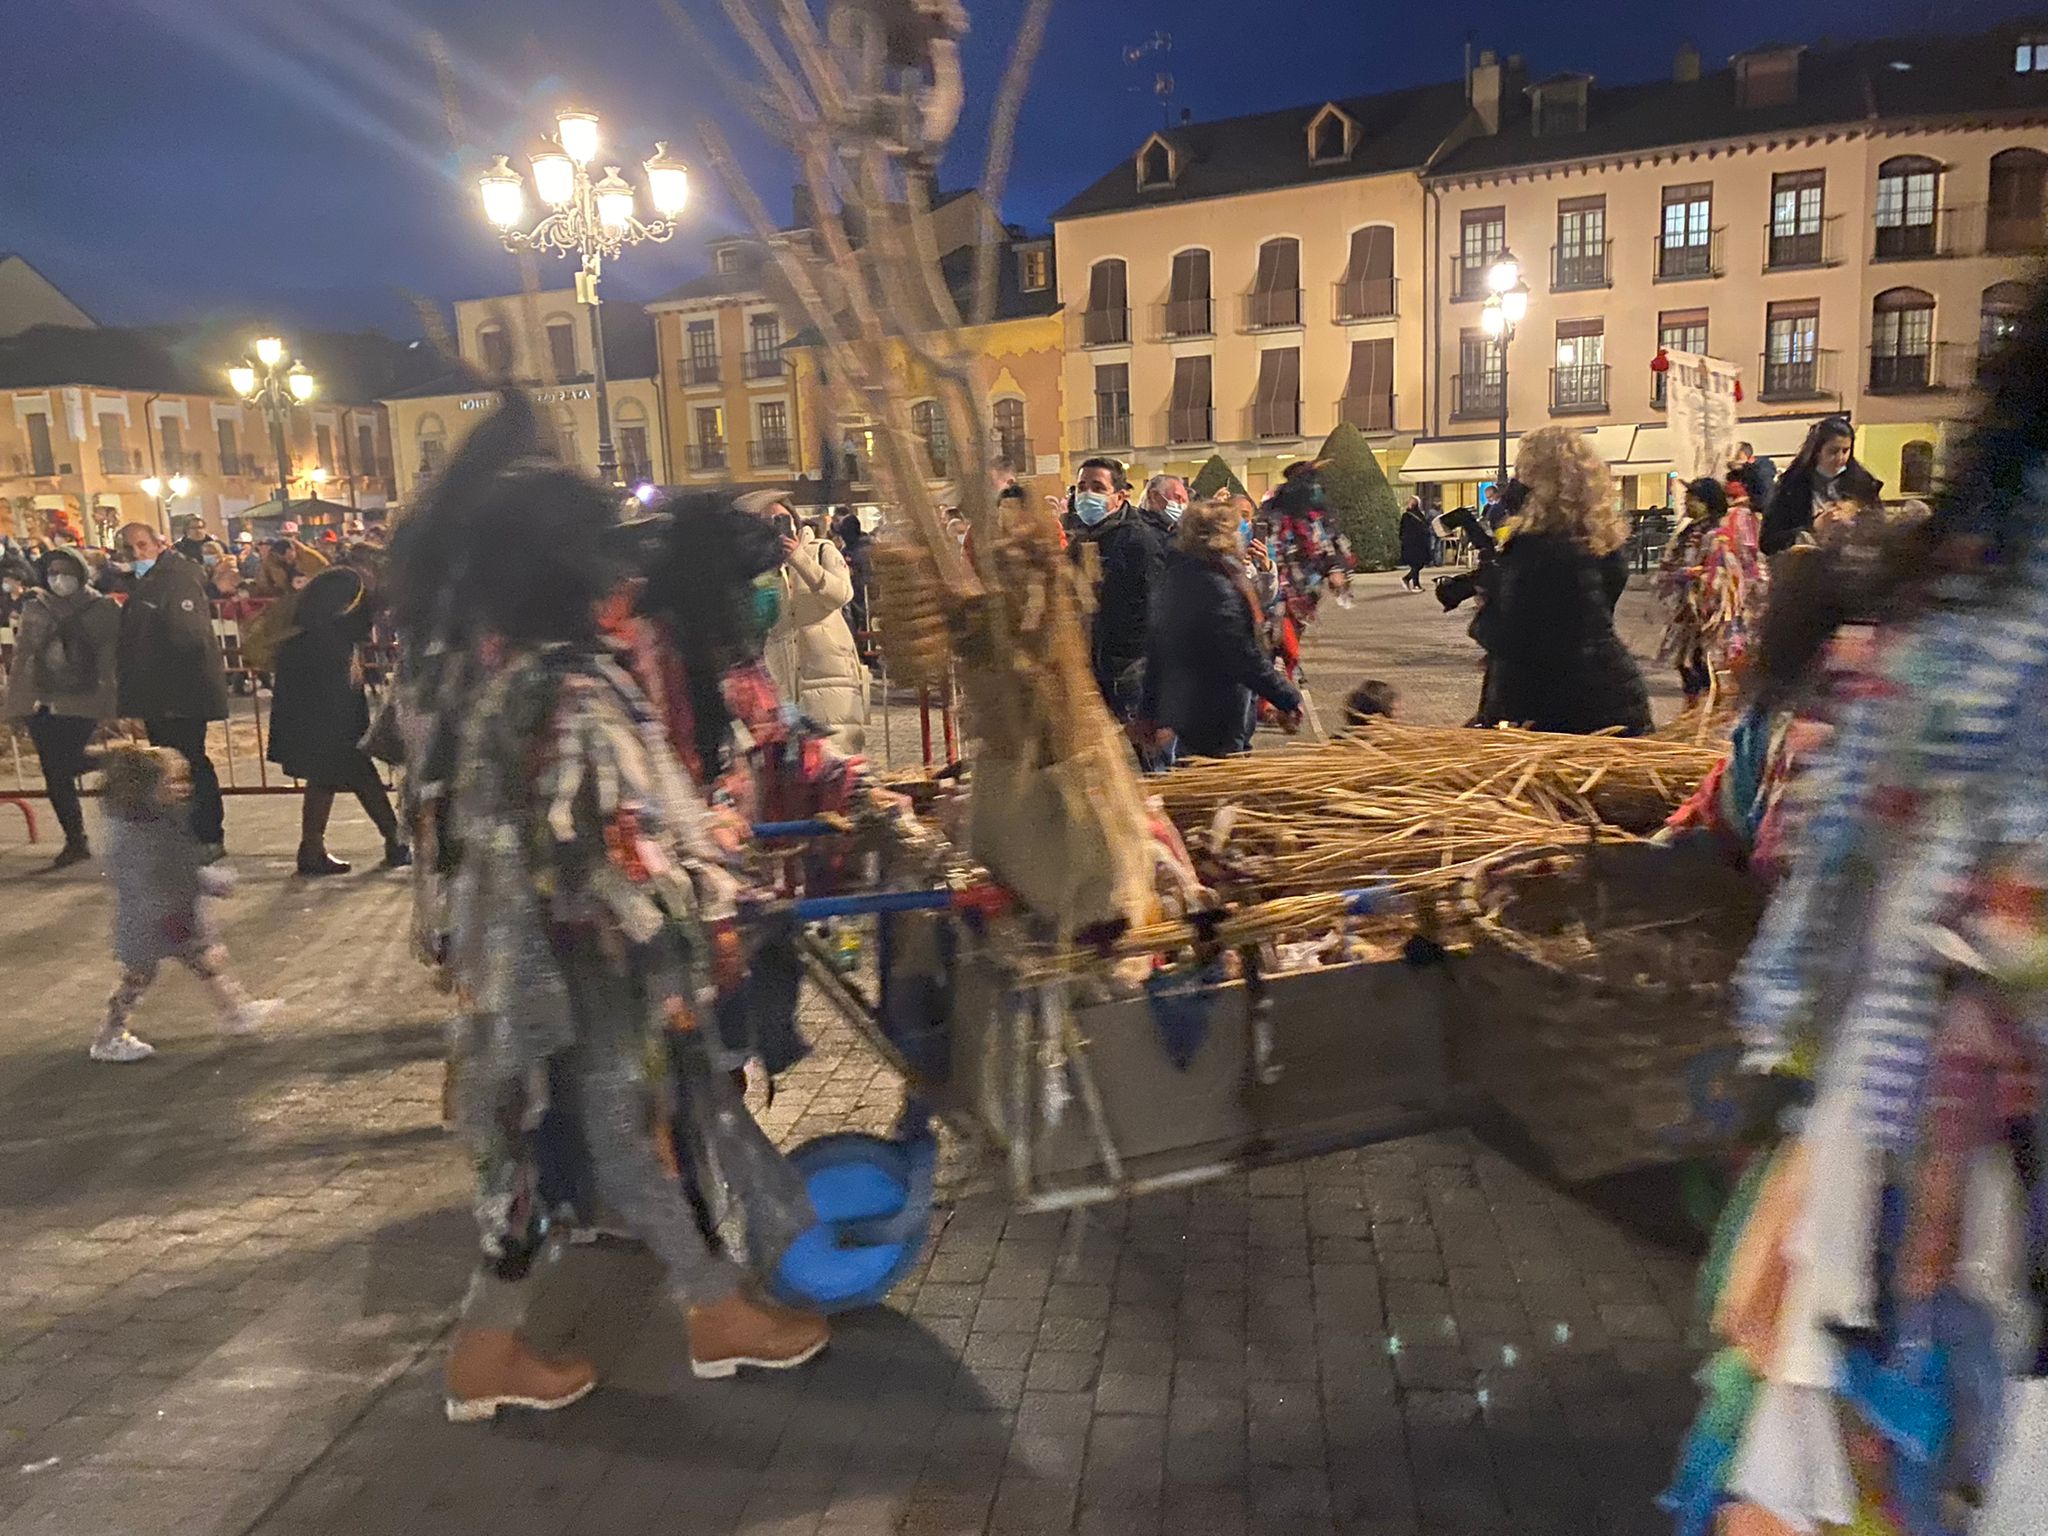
xmin=140 ymin=475 xmax=164 ymax=500
xmin=1485 ymin=251 xmax=1522 ymax=295
xmin=531 ymin=147 xmax=575 ymax=208
xmin=556 ymin=109 xmax=600 ymax=166
xmin=479 ymin=155 xmax=525 ymax=229
xmin=255 ymin=336 xmax=285 ymax=368
xmin=287 ymin=365 xmax=316 ymax=402
xmin=228 ymin=364 xmax=257 ymax=397
xmin=168 ymin=473 xmax=192 ymax=499
xmin=594 ymin=166 xmax=635 ymax=231
xmin=644 ymin=142 xmax=689 ymax=217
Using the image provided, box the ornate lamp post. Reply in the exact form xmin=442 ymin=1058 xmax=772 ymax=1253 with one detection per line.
xmin=1478 ymin=252 xmax=1530 ymax=493
xmin=228 ymin=336 xmax=316 ymax=513
xmin=138 ymin=471 xmax=194 ymax=529
xmin=479 ymin=109 xmax=689 ymax=485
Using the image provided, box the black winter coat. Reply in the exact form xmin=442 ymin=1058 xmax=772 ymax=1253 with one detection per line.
xmin=1470 ymin=532 xmax=1650 ymax=735
xmin=267 ymin=571 xmax=375 ymax=787
xmin=115 ymin=551 xmax=229 ymax=721
xmin=1760 ymin=460 xmax=1883 ymax=555
xmin=1399 ymin=509 xmax=1434 ymax=567
xmin=1075 ymin=509 xmax=1166 ymax=694
xmin=1141 ymin=548 xmax=1302 ymax=758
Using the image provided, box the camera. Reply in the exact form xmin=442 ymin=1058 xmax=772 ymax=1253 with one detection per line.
xmin=1431 ymin=507 xmax=1500 ymax=613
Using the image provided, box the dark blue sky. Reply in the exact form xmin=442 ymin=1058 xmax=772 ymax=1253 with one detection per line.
xmin=7 ymin=0 xmax=2039 ymax=334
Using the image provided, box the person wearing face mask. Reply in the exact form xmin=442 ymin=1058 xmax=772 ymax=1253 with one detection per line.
xmin=745 ymin=492 xmax=869 ymax=753
xmin=113 ymin=523 xmax=231 ymax=858
xmin=5 ymin=548 xmax=121 ymax=868
xmin=1761 ymin=416 xmax=1883 ymax=556
xmin=1064 ymin=456 xmax=1163 ymax=721
xmin=0 ymin=556 xmax=35 ymax=628
xmin=1137 ymin=474 xmax=1189 ymax=541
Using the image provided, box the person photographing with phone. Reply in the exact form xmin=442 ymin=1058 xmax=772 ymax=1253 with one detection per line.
xmin=744 ymin=493 xmax=869 ymax=753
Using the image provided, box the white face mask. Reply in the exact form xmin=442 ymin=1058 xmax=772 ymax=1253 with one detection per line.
xmin=49 ymin=573 xmax=81 ymax=597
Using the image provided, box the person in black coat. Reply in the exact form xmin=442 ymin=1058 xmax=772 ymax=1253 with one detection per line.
xmin=113 ymin=524 xmax=231 ymax=854
xmin=267 ymin=566 xmax=408 ymax=874
xmin=1760 ymin=416 xmax=1884 ymax=556
xmin=1138 ymin=497 xmax=1302 ymax=762
xmin=1469 ymin=428 xmax=1651 ymax=736
xmin=1398 ymin=497 xmax=1433 ymax=589
xmin=1065 ymin=457 xmax=1165 ymax=719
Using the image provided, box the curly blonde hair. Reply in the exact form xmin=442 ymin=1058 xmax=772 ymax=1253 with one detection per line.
xmin=1179 ymin=494 xmax=1245 ymax=562
xmin=92 ymin=741 xmax=182 ymax=819
xmin=1510 ymin=426 xmax=1625 ymax=556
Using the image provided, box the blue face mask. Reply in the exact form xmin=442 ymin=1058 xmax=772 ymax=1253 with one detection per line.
xmin=131 ymin=557 xmax=156 ymax=577
xmin=1161 ymin=500 xmax=1186 ymax=524
xmin=1072 ymin=491 xmax=1110 ymax=527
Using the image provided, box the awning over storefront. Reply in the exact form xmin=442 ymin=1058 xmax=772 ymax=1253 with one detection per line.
xmin=1399 ymin=423 xmax=1640 ymax=483
xmin=1613 ymin=415 xmax=1824 ymax=478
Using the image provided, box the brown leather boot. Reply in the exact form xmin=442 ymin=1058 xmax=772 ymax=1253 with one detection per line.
xmin=687 ymin=1289 xmax=829 ymax=1380
xmin=443 ymin=1328 xmax=598 ymax=1422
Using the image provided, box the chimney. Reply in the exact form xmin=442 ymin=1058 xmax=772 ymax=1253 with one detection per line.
xmin=1179 ymin=107 xmax=1192 ymax=125
xmin=1673 ymin=41 xmax=1701 ymax=84
xmin=790 ymin=181 xmax=815 ymax=230
xmin=1470 ymin=49 xmax=1503 ymax=135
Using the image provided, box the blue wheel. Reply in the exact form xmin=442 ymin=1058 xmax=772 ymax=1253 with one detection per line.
xmin=771 ymin=1131 xmax=933 ymax=1313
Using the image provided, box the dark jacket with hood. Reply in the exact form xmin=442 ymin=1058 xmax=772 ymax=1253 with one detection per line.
xmin=1071 ymin=504 xmax=1165 ymax=697
xmin=1470 ymin=531 xmax=1650 ymax=735
xmin=1760 ymin=458 xmax=1883 ymax=555
xmin=5 ymin=550 xmax=120 ymax=721
xmin=267 ymin=567 xmax=376 ymax=786
xmin=1142 ymin=547 xmax=1301 ymax=758
xmin=116 ymin=549 xmax=229 ymax=721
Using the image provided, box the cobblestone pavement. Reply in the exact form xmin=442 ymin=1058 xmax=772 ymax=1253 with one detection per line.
xmin=0 ymin=578 xmax=1704 ymax=1535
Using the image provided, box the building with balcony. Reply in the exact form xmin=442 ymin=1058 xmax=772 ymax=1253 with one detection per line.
xmin=379 ymin=291 xmax=665 ymax=503
xmin=1052 ymin=87 xmax=1463 ymax=496
xmin=1409 ymin=26 xmax=2048 ymax=507
xmin=0 ymin=319 xmax=411 ymax=543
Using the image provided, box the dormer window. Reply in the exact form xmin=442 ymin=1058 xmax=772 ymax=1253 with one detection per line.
xmin=1528 ymin=75 xmax=1590 ymax=137
xmin=716 ymin=247 xmax=744 ymax=275
xmin=1306 ymin=104 xmax=1357 ymax=165
xmin=1735 ymin=46 xmax=1800 ymax=108
xmin=1137 ymin=135 xmax=1175 ymax=190
xmin=2018 ymin=35 xmax=2048 ymax=73
xmin=1017 ymin=245 xmax=1049 ymax=292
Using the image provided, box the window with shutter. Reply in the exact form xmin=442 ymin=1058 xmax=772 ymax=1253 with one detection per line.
xmin=1340 ymin=339 xmax=1394 ymax=432
xmin=1252 ymin=348 xmax=1301 ymax=439
xmin=1987 ymin=149 xmax=2048 ymax=252
xmin=1249 ymin=239 xmax=1301 ymax=328
xmin=1168 ymin=355 xmax=1213 ymax=444
xmin=1084 ymin=260 xmax=1129 ymax=345
xmin=1165 ymin=249 xmax=1213 ymax=337
xmin=1336 ymin=227 xmax=1394 ymax=319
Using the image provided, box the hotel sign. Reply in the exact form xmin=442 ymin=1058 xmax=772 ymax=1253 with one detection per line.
xmin=459 ymin=387 xmax=593 ymax=410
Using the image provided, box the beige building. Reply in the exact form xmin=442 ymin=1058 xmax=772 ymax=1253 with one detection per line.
xmin=380 ymin=289 xmax=665 ymax=500
xmin=1049 ymin=21 xmax=2048 ymax=505
xmin=0 ymin=254 xmax=94 ymax=339
xmin=1413 ymin=32 xmax=2048 ymax=506
xmin=1052 ymin=86 xmax=1470 ymax=497
xmin=645 ymin=187 xmax=1006 ymax=493
xmin=0 ymin=322 xmax=403 ymax=542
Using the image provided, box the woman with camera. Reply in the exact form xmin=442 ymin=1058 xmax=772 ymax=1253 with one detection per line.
xmin=1468 ymin=427 xmax=1650 ymax=735
xmin=747 ymin=494 xmax=869 ymax=753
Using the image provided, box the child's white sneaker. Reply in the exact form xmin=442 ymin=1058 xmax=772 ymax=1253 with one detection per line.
xmin=90 ymin=1031 xmax=156 ymax=1064
xmin=223 ymin=998 xmax=282 ymax=1036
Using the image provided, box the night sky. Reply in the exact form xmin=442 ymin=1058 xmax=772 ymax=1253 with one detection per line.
xmin=7 ymin=0 xmax=2039 ymax=335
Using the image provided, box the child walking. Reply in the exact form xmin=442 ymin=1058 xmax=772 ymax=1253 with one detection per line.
xmin=91 ymin=742 xmax=279 ymax=1063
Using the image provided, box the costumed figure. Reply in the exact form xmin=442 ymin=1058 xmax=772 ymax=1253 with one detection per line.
xmin=390 ymin=394 xmax=828 ymax=1425
xmin=1657 ymin=476 xmax=1766 ymax=706
xmin=1663 ymin=279 xmax=2048 ymax=1536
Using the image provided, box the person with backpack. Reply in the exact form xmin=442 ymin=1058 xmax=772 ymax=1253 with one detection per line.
xmin=5 ymin=547 xmax=121 ymax=869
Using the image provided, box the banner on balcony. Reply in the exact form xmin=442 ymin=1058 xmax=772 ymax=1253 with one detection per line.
xmin=1660 ymin=351 xmax=1742 ymax=484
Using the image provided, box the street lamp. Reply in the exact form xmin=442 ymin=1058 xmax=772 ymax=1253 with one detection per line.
xmin=139 ymin=472 xmax=194 ymax=521
xmin=229 ymin=337 xmax=317 ymax=513
xmin=478 ymin=109 xmax=689 ymax=486
xmin=1479 ymin=252 xmax=1529 ymax=494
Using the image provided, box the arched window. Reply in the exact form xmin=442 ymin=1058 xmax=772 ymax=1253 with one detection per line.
xmin=1164 ymin=248 xmax=1212 ymax=337
xmin=1899 ymin=439 xmax=1935 ymax=496
xmin=416 ymin=413 xmax=447 ymax=478
xmin=1249 ymin=237 xmax=1302 ymax=328
xmin=1870 ymin=286 xmax=1935 ymax=392
xmin=545 ymin=316 xmax=578 ymax=380
xmin=992 ymin=398 xmax=1027 ymax=465
xmin=1337 ymin=226 xmax=1396 ymax=319
xmin=1083 ymin=259 xmax=1128 ymax=345
xmin=1987 ymin=148 xmax=2048 ymax=253
xmin=909 ymin=400 xmax=949 ymax=477
xmin=1874 ymin=155 xmax=1941 ymax=259
xmin=1979 ymin=280 xmax=2028 ymax=373
xmin=477 ymin=323 xmax=513 ymax=377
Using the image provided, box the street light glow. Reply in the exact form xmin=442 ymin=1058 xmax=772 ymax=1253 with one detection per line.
xmin=644 ymin=143 xmax=689 ymax=217
xmin=1501 ymin=282 xmax=1530 ymax=325
xmin=288 ymin=365 xmax=316 ymax=402
xmin=594 ymin=166 xmax=635 ymax=231
xmin=140 ymin=475 xmax=163 ymax=499
xmin=255 ymin=336 xmax=285 ymax=367
xmin=308 ymin=466 xmax=330 ymax=486
xmin=557 ymin=109 xmax=600 ymax=166
xmin=479 ymin=155 xmax=525 ymax=229
xmin=1486 ymin=252 xmax=1522 ymax=295
xmin=531 ymin=148 xmax=575 ymax=208
xmin=168 ymin=473 xmax=192 ymax=499
xmin=1480 ymin=300 xmax=1505 ymax=338
xmin=228 ymin=364 xmax=257 ymax=397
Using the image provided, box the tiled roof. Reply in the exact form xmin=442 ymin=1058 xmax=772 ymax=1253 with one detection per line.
xmin=0 ymin=322 xmax=436 ymax=402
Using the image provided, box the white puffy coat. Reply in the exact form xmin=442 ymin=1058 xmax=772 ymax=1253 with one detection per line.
xmin=763 ymin=528 xmax=868 ymax=752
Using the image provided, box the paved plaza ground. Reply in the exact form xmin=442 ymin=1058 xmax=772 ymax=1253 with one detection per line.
xmin=0 ymin=571 xmax=1700 ymax=1536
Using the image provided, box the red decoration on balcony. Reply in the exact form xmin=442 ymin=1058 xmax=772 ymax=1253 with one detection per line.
xmin=1733 ymin=379 xmax=1744 ymax=402
xmin=1649 ymin=347 xmax=1670 ymax=374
